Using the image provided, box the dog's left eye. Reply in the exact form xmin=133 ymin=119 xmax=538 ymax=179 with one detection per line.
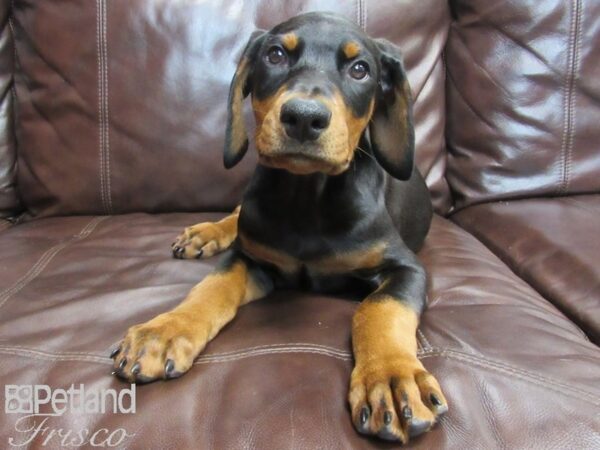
xmin=349 ymin=61 xmax=369 ymax=80
xmin=266 ymin=46 xmax=287 ymax=65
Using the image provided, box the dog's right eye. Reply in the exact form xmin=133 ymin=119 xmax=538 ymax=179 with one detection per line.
xmin=266 ymin=46 xmax=287 ymax=65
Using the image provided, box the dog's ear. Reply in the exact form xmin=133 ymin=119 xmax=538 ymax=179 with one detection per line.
xmin=224 ymin=30 xmax=266 ymax=169
xmin=368 ymin=39 xmax=415 ymax=180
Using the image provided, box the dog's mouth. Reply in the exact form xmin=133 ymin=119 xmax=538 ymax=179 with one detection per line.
xmin=258 ymin=147 xmax=350 ymax=175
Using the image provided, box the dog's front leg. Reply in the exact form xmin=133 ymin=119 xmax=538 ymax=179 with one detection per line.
xmin=349 ymin=256 xmax=448 ymax=443
xmin=112 ymin=250 xmax=272 ymax=382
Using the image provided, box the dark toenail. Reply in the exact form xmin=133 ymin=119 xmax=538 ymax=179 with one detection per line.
xmin=195 ymin=249 xmax=204 ymax=259
xmin=110 ymin=347 xmax=120 ymax=359
xmin=131 ymin=362 xmax=140 ymax=375
xmin=165 ymin=359 xmax=175 ymax=375
xmin=402 ymin=405 xmax=413 ymax=420
xmin=384 ymin=411 xmax=392 ymax=425
xmin=360 ymin=406 xmax=370 ymax=425
xmin=118 ymin=358 xmax=127 ymax=370
xmin=430 ymin=393 xmax=442 ymax=406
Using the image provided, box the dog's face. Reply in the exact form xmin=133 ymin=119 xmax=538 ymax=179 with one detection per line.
xmin=224 ymin=12 xmax=415 ymax=180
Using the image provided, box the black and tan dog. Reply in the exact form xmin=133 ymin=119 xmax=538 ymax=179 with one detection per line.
xmin=112 ymin=12 xmax=448 ymax=443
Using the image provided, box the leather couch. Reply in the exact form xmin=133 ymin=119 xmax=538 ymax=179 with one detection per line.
xmin=1 ymin=1 xmax=599 ymax=448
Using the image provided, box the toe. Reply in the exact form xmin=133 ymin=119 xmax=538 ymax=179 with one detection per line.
xmin=367 ymin=382 xmax=405 ymax=442
xmin=415 ymin=370 xmax=449 ymax=416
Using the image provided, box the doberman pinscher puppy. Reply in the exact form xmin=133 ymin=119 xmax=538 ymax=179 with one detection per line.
xmin=112 ymin=12 xmax=448 ymax=443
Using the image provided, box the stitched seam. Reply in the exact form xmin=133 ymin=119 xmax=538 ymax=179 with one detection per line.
xmin=420 ymin=349 xmax=600 ymax=406
xmin=3 ymin=344 xmax=599 ymax=405
xmin=362 ymin=0 xmax=367 ymax=32
xmin=102 ymin=0 xmax=113 ymax=212
xmin=417 ymin=329 xmax=433 ymax=351
xmin=355 ymin=0 xmax=360 ymax=27
xmin=96 ymin=0 xmax=106 ymax=212
xmin=558 ymin=0 xmax=582 ymax=194
xmin=195 ymin=347 xmax=353 ymax=364
xmin=0 ymin=344 xmax=438 ymax=365
xmin=96 ymin=0 xmax=112 ymax=214
xmin=564 ymin=0 xmax=583 ymax=193
xmin=0 ymin=216 xmax=108 ymax=311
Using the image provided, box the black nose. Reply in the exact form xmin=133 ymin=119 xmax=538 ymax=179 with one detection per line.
xmin=280 ymin=99 xmax=331 ymax=142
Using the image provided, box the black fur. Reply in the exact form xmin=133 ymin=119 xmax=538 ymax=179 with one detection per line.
xmin=224 ymin=12 xmax=432 ymax=313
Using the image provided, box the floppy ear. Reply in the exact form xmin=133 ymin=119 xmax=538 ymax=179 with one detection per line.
xmin=224 ymin=30 xmax=266 ymax=169
xmin=369 ymin=39 xmax=415 ymax=180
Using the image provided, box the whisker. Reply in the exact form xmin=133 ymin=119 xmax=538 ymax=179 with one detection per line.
xmin=356 ymin=145 xmax=377 ymax=162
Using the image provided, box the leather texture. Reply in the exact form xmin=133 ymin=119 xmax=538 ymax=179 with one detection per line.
xmin=0 ymin=213 xmax=598 ymax=449
xmin=0 ymin=2 xmax=21 ymax=219
xmin=453 ymin=195 xmax=600 ymax=344
xmin=11 ymin=0 xmax=451 ymax=218
xmin=446 ymin=0 xmax=600 ymax=209
xmin=3 ymin=0 xmax=600 ymax=448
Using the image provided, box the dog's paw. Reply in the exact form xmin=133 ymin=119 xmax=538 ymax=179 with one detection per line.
xmin=172 ymin=222 xmax=235 ymax=260
xmin=349 ymin=354 xmax=448 ymax=443
xmin=111 ymin=313 xmax=199 ymax=383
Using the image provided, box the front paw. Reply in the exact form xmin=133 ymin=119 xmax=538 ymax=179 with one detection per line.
xmin=171 ymin=222 xmax=233 ymax=260
xmin=349 ymin=355 xmax=448 ymax=443
xmin=111 ymin=313 xmax=199 ymax=383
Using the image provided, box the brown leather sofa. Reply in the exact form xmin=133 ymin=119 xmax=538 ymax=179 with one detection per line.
xmin=1 ymin=1 xmax=599 ymax=448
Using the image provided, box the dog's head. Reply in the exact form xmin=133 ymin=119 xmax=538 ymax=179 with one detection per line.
xmin=224 ymin=12 xmax=414 ymax=179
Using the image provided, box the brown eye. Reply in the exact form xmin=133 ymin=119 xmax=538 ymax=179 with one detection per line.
xmin=266 ymin=46 xmax=287 ymax=65
xmin=349 ymin=61 xmax=369 ymax=80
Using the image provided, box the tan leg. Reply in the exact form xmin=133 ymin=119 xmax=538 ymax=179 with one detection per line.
xmin=112 ymin=253 xmax=271 ymax=382
xmin=172 ymin=205 xmax=240 ymax=259
xmin=349 ymin=298 xmax=448 ymax=443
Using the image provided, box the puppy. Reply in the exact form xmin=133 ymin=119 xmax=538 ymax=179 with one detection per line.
xmin=112 ymin=12 xmax=447 ymax=443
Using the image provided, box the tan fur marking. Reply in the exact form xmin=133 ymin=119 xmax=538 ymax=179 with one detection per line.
xmin=114 ymin=259 xmax=268 ymax=381
xmin=349 ymin=297 xmax=448 ymax=442
xmin=344 ymin=96 xmax=375 ymax=155
xmin=343 ymin=41 xmax=361 ymax=59
xmin=352 ymin=298 xmax=419 ymax=362
xmin=311 ymin=242 xmax=386 ymax=274
xmin=230 ymin=59 xmax=250 ymax=151
xmin=239 ymin=232 xmax=300 ymax=273
xmin=282 ymin=33 xmax=299 ymax=51
xmin=252 ymin=87 xmax=374 ymax=175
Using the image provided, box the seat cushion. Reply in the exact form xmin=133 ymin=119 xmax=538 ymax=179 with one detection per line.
xmin=453 ymin=195 xmax=600 ymax=344
xmin=0 ymin=213 xmax=599 ymax=448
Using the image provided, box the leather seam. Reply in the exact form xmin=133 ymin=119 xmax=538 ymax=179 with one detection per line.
xmin=558 ymin=0 xmax=582 ymax=194
xmin=417 ymin=329 xmax=433 ymax=351
xmin=362 ymin=0 xmax=367 ymax=32
xmin=96 ymin=0 xmax=112 ymax=214
xmin=2 ymin=344 xmax=599 ymax=406
xmin=0 ymin=216 xmax=108 ymax=311
xmin=102 ymin=0 xmax=113 ymax=213
xmin=96 ymin=0 xmax=105 ymax=212
xmin=421 ymin=349 xmax=600 ymax=407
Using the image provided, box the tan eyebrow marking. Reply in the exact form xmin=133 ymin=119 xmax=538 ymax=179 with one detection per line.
xmin=281 ymin=33 xmax=299 ymax=51
xmin=343 ymin=41 xmax=361 ymax=59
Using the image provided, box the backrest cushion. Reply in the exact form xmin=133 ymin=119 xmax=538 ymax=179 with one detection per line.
xmin=0 ymin=2 xmax=21 ymax=219
xmin=12 ymin=0 xmax=450 ymax=218
xmin=446 ymin=0 xmax=600 ymax=209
